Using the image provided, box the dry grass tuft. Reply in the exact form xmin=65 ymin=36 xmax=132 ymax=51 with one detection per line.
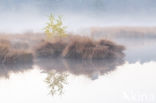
xmin=62 ymin=36 xmax=125 ymax=59
xmin=0 ymin=39 xmax=33 ymax=64
xmin=35 ymin=37 xmax=68 ymax=58
xmin=0 ymin=43 xmax=10 ymax=63
xmin=35 ymin=35 xmax=125 ymax=59
xmin=62 ymin=36 xmax=96 ymax=59
xmin=0 ymin=33 xmax=125 ymax=61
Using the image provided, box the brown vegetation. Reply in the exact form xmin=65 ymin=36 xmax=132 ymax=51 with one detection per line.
xmin=0 ymin=43 xmax=10 ymax=64
xmin=0 ymin=33 xmax=124 ymax=64
xmin=0 ymin=33 xmax=125 ymax=79
xmin=0 ymin=39 xmax=33 ymax=64
xmin=63 ymin=36 xmax=124 ymax=59
xmin=35 ymin=37 xmax=68 ymax=58
xmin=35 ymin=35 xmax=125 ymax=59
xmin=36 ymin=57 xmax=125 ymax=79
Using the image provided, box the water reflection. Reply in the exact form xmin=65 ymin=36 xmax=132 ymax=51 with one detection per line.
xmin=35 ymin=56 xmax=123 ymax=95
xmin=118 ymin=39 xmax=156 ymax=63
xmin=0 ymin=61 xmax=155 ymax=103
xmin=96 ymin=37 xmax=156 ymax=63
xmin=0 ymin=62 xmax=33 ymax=78
xmin=45 ymin=71 xmax=68 ymax=96
xmin=0 ymin=49 xmax=124 ymax=95
xmin=92 ymin=30 xmax=156 ymax=63
xmin=36 ymin=57 xmax=124 ymax=80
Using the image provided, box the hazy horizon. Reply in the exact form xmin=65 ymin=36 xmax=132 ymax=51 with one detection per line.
xmin=0 ymin=0 xmax=156 ymax=33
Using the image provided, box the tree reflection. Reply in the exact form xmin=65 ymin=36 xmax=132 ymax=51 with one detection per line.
xmin=45 ymin=71 xmax=68 ymax=96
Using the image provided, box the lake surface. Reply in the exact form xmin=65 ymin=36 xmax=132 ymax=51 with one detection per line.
xmin=0 ymin=38 xmax=156 ymax=103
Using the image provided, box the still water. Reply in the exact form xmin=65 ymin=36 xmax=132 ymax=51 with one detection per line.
xmin=0 ymin=38 xmax=156 ymax=103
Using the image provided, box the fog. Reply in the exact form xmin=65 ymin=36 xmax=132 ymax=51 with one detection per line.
xmin=1 ymin=0 xmax=156 ymax=14
xmin=0 ymin=0 xmax=156 ymax=33
xmin=0 ymin=1 xmax=156 ymax=102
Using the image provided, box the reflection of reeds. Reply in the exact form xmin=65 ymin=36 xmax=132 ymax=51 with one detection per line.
xmin=35 ymin=35 xmax=125 ymax=79
xmin=36 ymin=56 xmax=124 ymax=79
xmin=40 ymin=57 xmax=124 ymax=95
xmin=0 ymin=33 xmax=125 ymax=96
xmin=0 ymin=62 xmax=33 ymax=78
xmin=0 ymin=38 xmax=33 ymax=78
xmin=4 ymin=50 xmax=33 ymax=64
xmin=63 ymin=58 xmax=124 ymax=78
xmin=0 ymin=33 xmax=125 ymax=79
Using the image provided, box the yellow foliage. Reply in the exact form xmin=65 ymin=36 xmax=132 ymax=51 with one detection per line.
xmin=44 ymin=14 xmax=67 ymax=39
xmin=45 ymin=71 xmax=68 ymax=96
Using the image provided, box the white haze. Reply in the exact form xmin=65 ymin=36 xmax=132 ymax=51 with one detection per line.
xmin=1 ymin=13 xmax=156 ymax=33
xmin=0 ymin=0 xmax=156 ymax=33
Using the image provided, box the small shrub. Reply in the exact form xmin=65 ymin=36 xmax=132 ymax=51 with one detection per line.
xmin=35 ymin=35 xmax=125 ymax=59
xmin=44 ymin=14 xmax=67 ymax=39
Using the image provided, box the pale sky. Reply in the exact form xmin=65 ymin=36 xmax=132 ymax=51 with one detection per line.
xmin=0 ymin=0 xmax=156 ymax=33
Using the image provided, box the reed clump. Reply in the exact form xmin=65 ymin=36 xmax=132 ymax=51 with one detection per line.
xmin=62 ymin=36 xmax=125 ymax=59
xmin=35 ymin=35 xmax=125 ymax=59
xmin=36 ymin=14 xmax=125 ymax=59
xmin=35 ymin=38 xmax=68 ymax=58
xmin=0 ymin=40 xmax=33 ymax=64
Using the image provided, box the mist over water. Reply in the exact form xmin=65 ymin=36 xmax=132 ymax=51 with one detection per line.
xmin=0 ymin=1 xmax=156 ymax=103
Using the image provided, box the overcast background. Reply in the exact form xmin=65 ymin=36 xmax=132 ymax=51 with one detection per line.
xmin=0 ymin=0 xmax=156 ymax=33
